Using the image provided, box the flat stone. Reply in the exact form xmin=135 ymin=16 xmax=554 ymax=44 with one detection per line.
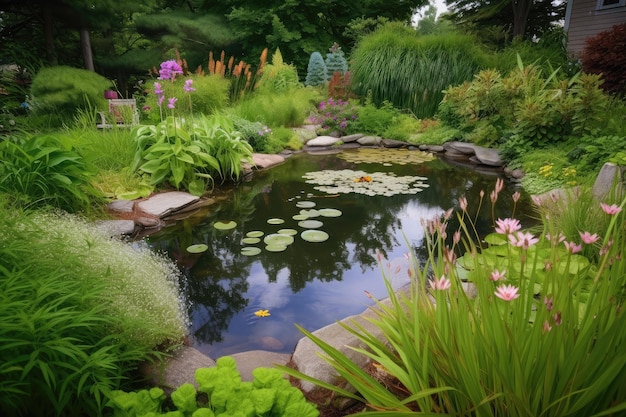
xmin=340 ymin=133 xmax=364 ymax=143
xmin=593 ymin=162 xmax=625 ymax=199
xmin=356 ymin=136 xmax=382 ymax=146
xmin=227 ymin=350 xmax=292 ymax=382
xmin=135 ymin=216 xmax=163 ymax=228
xmin=106 ymin=199 xmax=134 ymax=214
xmin=252 ymin=153 xmax=285 ymax=169
xmin=307 ymin=136 xmax=342 ymax=147
xmin=444 ymin=141 xmax=477 ymax=155
xmin=94 ymin=219 xmax=136 ymax=236
xmin=473 ymin=146 xmax=504 ymax=167
xmin=292 ymin=127 xmax=318 ymax=142
xmin=338 ymin=142 xmax=361 ymax=149
xmin=137 ymin=191 xmax=200 ymax=218
xmin=381 ymin=139 xmax=410 ymax=148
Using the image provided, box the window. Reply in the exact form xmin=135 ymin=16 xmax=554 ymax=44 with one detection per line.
xmin=597 ymin=0 xmax=626 ymax=10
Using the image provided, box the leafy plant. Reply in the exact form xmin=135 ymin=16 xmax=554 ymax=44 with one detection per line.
xmin=349 ymin=99 xmax=397 ymax=135
xmin=279 ymin=181 xmax=626 ymax=416
xmin=256 ymin=48 xmax=301 ymax=94
xmin=106 ymin=356 xmax=320 ymax=417
xmin=581 ymin=23 xmax=626 ymax=96
xmin=308 ymin=97 xmax=358 ymax=136
xmin=0 ymin=133 xmax=100 ymax=212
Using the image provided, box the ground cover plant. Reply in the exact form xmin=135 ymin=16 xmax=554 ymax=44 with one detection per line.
xmin=280 ymin=181 xmax=626 ymax=416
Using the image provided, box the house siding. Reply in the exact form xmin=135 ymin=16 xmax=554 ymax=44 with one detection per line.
xmin=566 ymin=0 xmax=626 ymax=56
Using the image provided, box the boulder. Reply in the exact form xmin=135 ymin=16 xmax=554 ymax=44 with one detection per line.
xmin=592 ymin=162 xmax=625 ymax=199
xmin=444 ymin=141 xmax=477 ymax=155
xmin=381 ymin=139 xmax=410 ymax=148
xmin=473 ymin=146 xmax=504 ymax=167
xmin=137 ymin=191 xmax=200 ymax=218
xmin=307 ymin=135 xmax=342 ymax=147
xmin=252 ymin=153 xmax=285 ymax=169
xmin=340 ymin=133 xmax=364 ymax=143
xmin=356 ymin=136 xmax=382 ymax=146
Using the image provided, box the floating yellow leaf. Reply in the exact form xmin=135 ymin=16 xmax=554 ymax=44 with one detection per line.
xmin=254 ymin=309 xmax=271 ymax=317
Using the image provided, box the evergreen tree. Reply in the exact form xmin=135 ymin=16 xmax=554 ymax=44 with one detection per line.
xmin=305 ymin=52 xmax=328 ymax=87
xmin=324 ymin=43 xmax=348 ymax=80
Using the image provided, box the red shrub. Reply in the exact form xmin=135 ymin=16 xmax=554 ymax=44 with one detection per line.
xmin=581 ymin=23 xmax=626 ymax=96
xmin=328 ymin=71 xmax=356 ymax=101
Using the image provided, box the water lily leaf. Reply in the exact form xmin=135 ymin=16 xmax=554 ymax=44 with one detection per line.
xmin=263 ymin=234 xmax=295 ymax=246
xmin=186 ymin=244 xmax=208 ymax=253
xmin=242 ymin=237 xmax=261 ymax=244
xmin=318 ymin=208 xmax=342 ymax=217
xmin=485 ymin=233 xmax=507 ymax=246
xmin=299 ymin=209 xmax=320 ymax=218
xmin=292 ymin=214 xmax=309 ymax=221
xmin=301 ymin=230 xmax=329 ymax=242
xmin=338 ymin=148 xmax=435 ymax=165
xmin=214 ymin=220 xmax=237 ymax=230
xmin=246 ymin=231 xmax=264 ymax=238
xmin=267 ymin=218 xmax=285 ymax=225
xmin=298 ymin=220 xmax=324 ymax=229
xmin=241 ymin=247 xmax=262 ymax=256
xmin=265 ymin=244 xmax=287 ymax=252
xmin=277 ymin=229 xmax=298 ymax=236
xmin=302 ymin=169 xmax=429 ymax=196
xmin=296 ymin=201 xmax=316 ymax=208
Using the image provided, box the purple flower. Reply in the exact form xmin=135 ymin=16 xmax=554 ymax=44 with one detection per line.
xmin=183 ymin=79 xmax=195 ymax=92
xmin=167 ymin=97 xmax=177 ymax=109
xmin=158 ymin=60 xmax=183 ymax=81
xmin=154 ymin=82 xmax=163 ymax=95
xmin=157 ymin=95 xmax=165 ymax=106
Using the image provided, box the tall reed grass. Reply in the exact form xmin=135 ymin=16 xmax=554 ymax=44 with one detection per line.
xmin=350 ymin=23 xmax=489 ymax=118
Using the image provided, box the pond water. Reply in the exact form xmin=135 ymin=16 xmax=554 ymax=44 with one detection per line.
xmin=145 ymin=150 xmax=535 ymax=358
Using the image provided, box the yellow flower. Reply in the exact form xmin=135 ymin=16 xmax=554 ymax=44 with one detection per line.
xmin=254 ymin=309 xmax=271 ymax=317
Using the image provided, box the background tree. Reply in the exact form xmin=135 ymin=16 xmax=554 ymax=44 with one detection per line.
xmin=443 ymin=0 xmax=566 ymax=45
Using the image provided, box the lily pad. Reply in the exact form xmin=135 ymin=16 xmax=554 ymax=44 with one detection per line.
xmin=242 ymin=237 xmax=261 ymax=244
xmin=241 ymin=247 xmax=262 ymax=256
xmin=214 ymin=220 xmax=237 ymax=230
xmin=338 ymin=148 xmax=435 ymax=165
xmin=265 ymin=244 xmax=287 ymax=252
xmin=298 ymin=219 xmax=324 ymax=229
xmin=186 ymin=244 xmax=208 ymax=253
xmin=267 ymin=218 xmax=285 ymax=225
xmin=318 ymin=208 xmax=342 ymax=217
xmin=292 ymin=214 xmax=309 ymax=221
xmin=299 ymin=209 xmax=320 ymax=218
xmin=264 ymin=233 xmax=295 ymax=246
xmin=246 ymin=231 xmax=264 ymax=238
xmin=277 ymin=228 xmax=298 ymax=236
xmin=296 ymin=201 xmax=316 ymax=208
xmin=301 ymin=230 xmax=329 ymax=242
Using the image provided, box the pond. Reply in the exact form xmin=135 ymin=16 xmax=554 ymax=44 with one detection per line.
xmin=145 ymin=149 xmax=536 ymax=359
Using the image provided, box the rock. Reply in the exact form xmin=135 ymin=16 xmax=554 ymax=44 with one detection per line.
xmin=444 ymin=141 xmax=477 ymax=155
xmin=307 ymin=135 xmax=343 ymax=147
xmin=420 ymin=144 xmax=445 ymax=153
xmin=381 ymin=139 xmax=410 ymax=148
xmin=106 ymin=199 xmax=134 ymax=215
xmin=356 ymin=136 xmax=382 ymax=146
xmin=592 ymin=162 xmax=625 ymax=199
xmin=227 ymin=350 xmax=291 ymax=382
xmin=94 ymin=219 xmax=136 ymax=236
xmin=293 ymin=127 xmax=318 ymax=142
xmin=338 ymin=142 xmax=361 ymax=149
xmin=252 ymin=153 xmax=285 ymax=169
xmin=340 ymin=133 xmax=364 ymax=143
xmin=137 ymin=191 xmax=200 ymax=218
xmin=473 ymin=146 xmax=504 ymax=167
xmin=135 ymin=216 xmax=163 ymax=229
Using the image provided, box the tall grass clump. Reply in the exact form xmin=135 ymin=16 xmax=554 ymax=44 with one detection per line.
xmin=0 ymin=205 xmax=188 ymax=416
xmin=350 ymin=23 xmax=489 ymax=118
xmin=280 ymin=180 xmax=626 ymax=416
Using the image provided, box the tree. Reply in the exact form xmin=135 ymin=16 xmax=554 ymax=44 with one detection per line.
xmin=444 ymin=0 xmax=565 ymax=44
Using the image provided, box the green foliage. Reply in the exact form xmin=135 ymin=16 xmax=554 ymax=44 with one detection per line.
xmin=231 ymin=88 xmax=321 ymax=128
xmin=349 ymin=99 xmax=398 ymax=135
xmin=567 ymin=135 xmax=626 ymax=179
xmin=351 ymin=23 xmax=489 ymax=118
xmin=582 ymin=23 xmax=626 ymax=96
xmin=324 ymin=43 xmax=348 ymax=79
xmin=382 ymin=113 xmax=424 ymax=141
xmin=280 ymin=181 xmax=626 ymax=416
xmin=29 ymin=66 xmax=111 ymax=118
xmin=305 ymin=52 xmax=328 ymax=87
xmin=256 ymin=48 xmax=301 ymax=94
xmin=308 ymin=97 xmax=359 ymax=136
xmin=407 ymin=122 xmax=464 ymax=145
xmin=106 ymin=356 xmax=319 ymax=417
xmin=0 ymin=134 xmax=101 ymax=212
xmin=0 ymin=207 xmax=184 ymax=417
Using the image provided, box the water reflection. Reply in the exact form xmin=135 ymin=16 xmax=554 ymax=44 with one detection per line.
xmin=145 ymin=151 xmax=535 ymax=358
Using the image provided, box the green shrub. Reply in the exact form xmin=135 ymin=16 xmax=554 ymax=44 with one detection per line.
xmin=0 ymin=133 xmax=101 ymax=212
xmin=106 ymin=356 xmax=319 ymax=417
xmin=382 ymin=113 xmax=424 ymax=141
xmin=308 ymin=97 xmax=359 ymax=136
xmin=349 ymin=99 xmax=398 ymax=135
xmin=256 ymin=48 xmax=301 ymax=94
xmin=350 ymin=23 xmax=489 ymax=118
xmin=324 ymin=42 xmax=348 ymax=79
xmin=304 ymin=52 xmax=328 ymax=87
xmin=0 ymin=207 xmax=187 ymax=417
xmin=280 ymin=181 xmax=626 ymax=416
xmin=581 ymin=23 xmax=626 ymax=96
xmin=29 ymin=66 xmax=111 ymax=119
xmin=231 ymin=88 xmax=321 ymax=128
xmin=567 ymin=135 xmax=626 ymax=179
xmin=407 ymin=122 xmax=463 ymax=145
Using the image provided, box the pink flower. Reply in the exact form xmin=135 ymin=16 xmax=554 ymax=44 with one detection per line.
xmin=546 ymin=232 xmax=566 ymax=244
xmin=563 ymin=241 xmax=582 ymax=254
xmin=490 ymin=190 xmax=498 ymax=204
xmin=495 ymin=218 xmax=521 ymax=235
xmin=183 ymin=79 xmax=195 ymax=92
xmin=453 ymin=231 xmax=461 ymax=245
xmin=495 ymin=178 xmax=504 ymax=194
xmin=158 ymin=59 xmax=183 ymax=81
xmin=490 ymin=269 xmax=506 ymax=281
xmin=542 ymin=320 xmax=552 ymax=333
xmin=153 ymin=82 xmax=163 ymax=95
xmin=157 ymin=95 xmax=165 ymax=106
xmin=495 ymin=284 xmax=520 ymax=301
xmin=429 ymin=275 xmax=451 ymax=291
xmin=579 ymin=231 xmax=599 ymax=244
xmin=600 ymin=203 xmax=622 ymax=215
xmin=459 ymin=196 xmax=467 ymax=212
xmin=508 ymin=231 xmax=539 ymax=249
xmin=512 ymin=191 xmax=521 ymax=203
xmin=167 ymin=97 xmax=177 ymax=109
